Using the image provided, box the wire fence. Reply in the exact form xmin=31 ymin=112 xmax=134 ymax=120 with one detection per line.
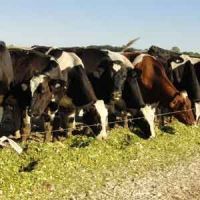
xmin=30 ymin=108 xmax=197 ymax=134
xmin=0 ymin=107 xmax=198 ymax=154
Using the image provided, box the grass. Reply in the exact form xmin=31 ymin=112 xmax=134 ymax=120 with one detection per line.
xmin=0 ymin=121 xmax=200 ymax=199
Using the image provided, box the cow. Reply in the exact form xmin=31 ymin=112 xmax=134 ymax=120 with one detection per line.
xmin=0 ymin=48 xmax=60 ymax=140
xmin=0 ymin=41 xmax=14 ymax=122
xmin=30 ymin=46 xmax=108 ymax=141
xmin=148 ymin=46 xmax=200 ymax=122
xmin=61 ymin=48 xmax=156 ymax=138
xmin=193 ymin=59 xmax=200 ymax=122
xmin=123 ymin=52 xmax=195 ymax=137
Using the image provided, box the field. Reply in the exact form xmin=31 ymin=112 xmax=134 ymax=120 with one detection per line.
xmin=0 ymin=121 xmax=200 ymax=199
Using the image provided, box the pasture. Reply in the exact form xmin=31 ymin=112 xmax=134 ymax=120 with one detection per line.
xmin=0 ymin=121 xmax=200 ymax=199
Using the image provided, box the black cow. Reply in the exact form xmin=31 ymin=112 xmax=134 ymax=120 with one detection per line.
xmin=62 ymin=48 xmax=150 ymax=137
xmin=0 ymin=41 xmax=14 ymax=126
xmin=0 ymin=48 xmax=59 ymax=140
xmin=30 ymin=46 xmax=108 ymax=141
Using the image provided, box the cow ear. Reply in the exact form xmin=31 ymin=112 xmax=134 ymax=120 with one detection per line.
xmin=127 ymin=68 xmax=142 ymax=78
xmin=134 ymin=68 xmax=142 ymax=77
xmin=49 ymin=58 xmax=58 ymax=68
xmin=169 ymin=94 xmax=180 ymax=109
xmin=49 ymin=79 xmax=66 ymax=89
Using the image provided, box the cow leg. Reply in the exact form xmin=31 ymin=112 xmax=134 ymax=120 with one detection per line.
xmin=0 ymin=95 xmax=5 ymax=120
xmin=21 ymin=109 xmax=31 ymax=141
xmin=39 ymin=110 xmax=52 ymax=142
xmin=94 ymin=100 xmax=108 ymax=140
xmin=14 ymin=130 xmax=21 ymax=139
xmin=51 ymin=113 xmax=61 ymax=142
xmin=0 ymin=106 xmax=3 ymax=122
xmin=42 ymin=110 xmax=54 ymax=142
xmin=44 ymin=122 xmax=52 ymax=142
xmin=155 ymin=106 xmax=164 ymax=127
xmin=66 ymin=113 xmax=76 ymax=136
xmin=195 ymin=102 xmax=200 ymax=123
xmin=121 ymin=111 xmax=129 ymax=128
xmin=140 ymin=104 xmax=157 ymax=138
xmin=58 ymin=112 xmax=76 ymax=139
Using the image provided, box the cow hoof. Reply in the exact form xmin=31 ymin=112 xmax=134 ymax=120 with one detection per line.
xmin=96 ymin=132 xmax=108 ymax=140
xmin=15 ymin=130 xmax=21 ymax=139
xmin=149 ymin=135 xmax=155 ymax=139
xmin=44 ymin=122 xmax=52 ymax=142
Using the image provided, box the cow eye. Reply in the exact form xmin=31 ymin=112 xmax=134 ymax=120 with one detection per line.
xmin=37 ymin=85 xmax=45 ymax=94
xmin=110 ymin=71 xmax=114 ymax=77
xmin=8 ymin=105 xmax=14 ymax=110
xmin=41 ymin=89 xmax=45 ymax=94
xmin=21 ymin=83 xmax=28 ymax=91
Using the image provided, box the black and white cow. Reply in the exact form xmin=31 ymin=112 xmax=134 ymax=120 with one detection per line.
xmin=62 ymin=48 xmax=149 ymax=136
xmin=0 ymin=48 xmax=60 ymax=140
xmin=30 ymin=46 xmax=108 ymax=140
xmin=170 ymin=54 xmax=200 ymax=122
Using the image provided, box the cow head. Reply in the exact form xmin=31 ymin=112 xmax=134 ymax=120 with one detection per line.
xmin=29 ymin=75 xmax=52 ymax=117
xmin=148 ymin=45 xmax=184 ymax=70
xmin=169 ymin=91 xmax=195 ymax=125
xmin=27 ymin=54 xmax=63 ymax=117
xmin=29 ymin=74 xmax=67 ymax=117
xmin=111 ymin=61 xmax=129 ymax=101
xmin=92 ymin=59 xmax=128 ymax=102
xmin=122 ymin=68 xmax=145 ymax=108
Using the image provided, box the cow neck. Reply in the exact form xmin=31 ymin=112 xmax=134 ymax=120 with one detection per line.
xmin=157 ymin=71 xmax=180 ymax=105
xmin=137 ymin=56 xmax=179 ymax=105
xmin=154 ymin=59 xmax=180 ymax=104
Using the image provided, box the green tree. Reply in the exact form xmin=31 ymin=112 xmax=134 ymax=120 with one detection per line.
xmin=171 ymin=46 xmax=180 ymax=53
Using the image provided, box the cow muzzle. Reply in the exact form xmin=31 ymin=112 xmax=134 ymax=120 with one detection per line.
xmin=112 ymin=91 xmax=122 ymax=101
xmin=28 ymin=108 xmax=40 ymax=118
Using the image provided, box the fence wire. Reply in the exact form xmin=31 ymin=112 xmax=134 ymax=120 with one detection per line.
xmin=29 ymin=108 xmax=197 ymax=134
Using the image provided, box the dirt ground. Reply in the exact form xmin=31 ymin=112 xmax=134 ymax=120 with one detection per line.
xmin=79 ymin=155 xmax=200 ymax=200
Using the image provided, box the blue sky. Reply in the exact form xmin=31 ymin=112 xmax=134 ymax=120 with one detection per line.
xmin=0 ymin=0 xmax=199 ymax=52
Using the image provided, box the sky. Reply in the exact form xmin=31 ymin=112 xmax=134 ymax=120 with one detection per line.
xmin=0 ymin=0 xmax=199 ymax=52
